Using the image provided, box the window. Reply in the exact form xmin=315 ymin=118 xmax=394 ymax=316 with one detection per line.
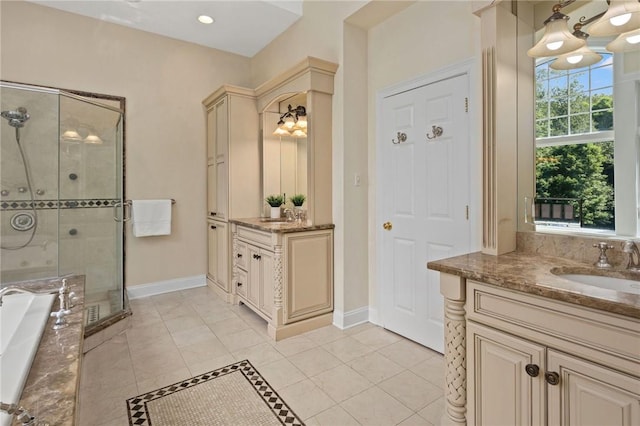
xmin=534 ymin=53 xmax=615 ymax=231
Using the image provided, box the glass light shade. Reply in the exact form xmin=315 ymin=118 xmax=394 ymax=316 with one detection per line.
xmin=291 ymin=129 xmax=306 ymax=138
xmin=84 ymin=133 xmax=103 ymax=144
xmin=283 ymin=115 xmax=296 ymax=130
xmin=273 ymin=126 xmax=290 ymax=136
xmin=550 ymin=46 xmax=602 ymax=70
xmin=606 ymin=28 xmax=640 ymax=52
xmin=295 ymin=115 xmax=307 ymax=130
xmin=61 ymin=129 xmax=82 ymax=142
xmin=588 ymin=0 xmax=640 ymax=36
xmin=528 ymin=18 xmax=587 ymax=58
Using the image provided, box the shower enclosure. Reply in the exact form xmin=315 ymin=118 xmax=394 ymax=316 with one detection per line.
xmin=0 ymin=81 xmax=126 ymax=332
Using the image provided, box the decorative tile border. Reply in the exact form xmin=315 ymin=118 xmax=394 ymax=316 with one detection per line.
xmin=0 ymin=198 xmax=119 ymax=211
xmin=126 ymin=360 xmax=304 ymax=426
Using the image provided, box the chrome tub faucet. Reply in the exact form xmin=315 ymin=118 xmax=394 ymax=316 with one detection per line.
xmin=0 ymin=402 xmax=38 ymax=425
xmin=623 ymin=240 xmax=640 ymax=272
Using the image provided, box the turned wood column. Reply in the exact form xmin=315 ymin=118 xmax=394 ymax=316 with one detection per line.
xmin=440 ymin=273 xmax=467 ymax=426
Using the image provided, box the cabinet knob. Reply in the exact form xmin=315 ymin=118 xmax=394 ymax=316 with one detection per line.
xmin=237 ymin=253 xmax=243 ymax=258
xmin=544 ymin=371 xmax=560 ymax=386
xmin=210 ymin=212 xmax=217 ymax=216
xmin=383 ymin=221 xmax=393 ymax=231
xmin=210 ymin=225 xmax=217 ymax=229
xmin=253 ymin=254 xmax=261 ymax=260
xmin=237 ymin=282 xmax=243 ymax=286
xmin=525 ymin=364 xmax=540 ymax=378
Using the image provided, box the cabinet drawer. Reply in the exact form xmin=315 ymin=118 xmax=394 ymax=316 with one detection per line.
xmin=235 ymin=240 xmax=248 ymax=270
xmin=235 ymin=269 xmax=247 ymax=298
xmin=237 ymin=225 xmax=273 ymax=249
xmin=467 ymin=280 xmax=640 ymax=371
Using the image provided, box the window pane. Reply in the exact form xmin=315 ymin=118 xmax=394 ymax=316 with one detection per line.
xmin=591 ymin=65 xmax=613 ymax=90
xmin=570 ymin=94 xmax=589 ymax=113
xmin=537 ymin=80 xmax=548 ymax=100
xmin=569 ymin=71 xmax=588 ymax=95
xmin=549 ymin=67 xmax=566 ymax=78
xmin=550 ymin=97 xmax=568 ymax=118
xmin=549 ymin=117 xmax=568 ymax=136
xmin=592 ymin=109 xmax=613 ymax=131
xmin=536 ymin=62 xmax=550 ymax=80
xmin=570 ymin=113 xmax=590 ymax=134
xmin=536 ymin=119 xmax=549 ymax=138
xmin=535 ymin=141 xmax=615 ymax=231
xmin=591 ymin=87 xmax=613 ymax=110
xmin=549 ymin=76 xmax=568 ymax=98
xmin=536 ymin=101 xmax=548 ymax=120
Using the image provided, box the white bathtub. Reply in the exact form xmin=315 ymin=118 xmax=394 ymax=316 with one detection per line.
xmin=0 ymin=292 xmax=54 ymax=426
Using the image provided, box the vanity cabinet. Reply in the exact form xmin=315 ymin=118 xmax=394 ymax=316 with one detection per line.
xmin=466 ymin=280 xmax=640 ymax=426
xmin=231 ymin=221 xmax=334 ymax=340
xmin=203 ymin=86 xmax=260 ymax=300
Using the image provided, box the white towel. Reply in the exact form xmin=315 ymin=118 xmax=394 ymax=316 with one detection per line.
xmin=131 ymin=200 xmax=172 ymax=237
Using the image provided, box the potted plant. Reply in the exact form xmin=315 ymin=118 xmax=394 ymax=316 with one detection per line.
xmin=265 ymin=194 xmax=284 ymax=219
xmin=289 ymin=194 xmax=306 ymax=207
xmin=289 ymin=194 xmax=306 ymax=222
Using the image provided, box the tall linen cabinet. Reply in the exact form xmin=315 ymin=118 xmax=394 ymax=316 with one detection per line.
xmin=203 ymin=85 xmax=260 ymax=301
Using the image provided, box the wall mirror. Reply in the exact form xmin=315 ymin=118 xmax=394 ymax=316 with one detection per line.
xmin=518 ymin=0 xmax=640 ymax=237
xmin=261 ymin=92 xmax=308 ymax=209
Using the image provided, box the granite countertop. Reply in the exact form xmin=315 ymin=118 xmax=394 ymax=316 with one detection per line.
xmin=12 ymin=275 xmax=85 ymax=426
xmin=230 ymin=217 xmax=335 ymax=233
xmin=427 ymin=251 xmax=640 ymax=319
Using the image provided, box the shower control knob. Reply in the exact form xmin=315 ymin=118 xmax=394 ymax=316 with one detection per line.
xmin=69 ymin=228 xmax=78 ymax=236
xmin=69 ymin=173 xmax=78 ymax=180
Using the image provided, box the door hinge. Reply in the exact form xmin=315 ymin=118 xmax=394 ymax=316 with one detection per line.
xmin=465 ymin=97 xmax=469 ymax=113
xmin=466 ymin=205 xmax=469 ymax=220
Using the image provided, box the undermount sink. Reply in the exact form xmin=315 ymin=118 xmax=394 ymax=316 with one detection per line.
xmin=551 ymin=268 xmax=640 ymax=295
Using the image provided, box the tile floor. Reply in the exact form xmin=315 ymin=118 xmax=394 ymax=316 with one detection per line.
xmin=79 ymin=286 xmax=445 ymax=426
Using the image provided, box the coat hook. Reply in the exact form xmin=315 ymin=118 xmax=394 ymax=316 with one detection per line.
xmin=392 ymin=132 xmax=407 ymax=144
xmin=426 ymin=125 xmax=443 ymax=140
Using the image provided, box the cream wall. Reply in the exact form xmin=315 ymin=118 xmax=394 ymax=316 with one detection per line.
xmin=252 ymin=1 xmax=483 ymax=324
xmin=366 ymin=1 xmax=483 ymax=315
xmin=0 ymin=0 xmax=252 ymax=287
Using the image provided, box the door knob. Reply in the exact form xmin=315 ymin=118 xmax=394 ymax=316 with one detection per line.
xmin=525 ymin=364 xmax=540 ymax=377
xmin=383 ymin=222 xmax=393 ymax=231
xmin=545 ymin=371 xmax=560 ymax=386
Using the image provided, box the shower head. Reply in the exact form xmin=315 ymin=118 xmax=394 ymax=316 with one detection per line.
xmin=1 ymin=107 xmax=30 ymax=128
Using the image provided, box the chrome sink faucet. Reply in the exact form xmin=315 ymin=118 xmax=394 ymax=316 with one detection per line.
xmin=623 ymin=240 xmax=640 ymax=272
xmin=593 ymin=242 xmax=614 ymax=268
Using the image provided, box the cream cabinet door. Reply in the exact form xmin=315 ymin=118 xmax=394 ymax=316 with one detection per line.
xmin=207 ymin=220 xmax=228 ymax=292
xmin=259 ymin=249 xmax=274 ymax=318
xmin=247 ymin=245 xmax=261 ymax=308
xmin=467 ymin=321 xmax=546 ymax=426
xmin=547 ymin=349 xmax=640 ymax=426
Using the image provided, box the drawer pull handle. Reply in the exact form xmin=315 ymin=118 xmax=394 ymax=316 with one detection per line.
xmin=210 ymin=225 xmax=217 ymax=229
xmin=237 ymin=253 xmax=243 ymax=258
xmin=525 ymin=364 xmax=539 ymax=378
xmin=253 ymin=254 xmax=261 ymax=260
xmin=237 ymin=282 xmax=243 ymax=286
xmin=210 ymin=212 xmax=217 ymax=216
xmin=545 ymin=371 xmax=560 ymax=386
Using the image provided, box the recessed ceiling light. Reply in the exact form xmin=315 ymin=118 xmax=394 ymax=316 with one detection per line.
xmin=198 ymin=15 xmax=214 ymax=25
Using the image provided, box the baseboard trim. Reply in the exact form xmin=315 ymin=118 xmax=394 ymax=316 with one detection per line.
xmin=333 ymin=306 xmax=369 ymax=330
xmin=127 ymin=274 xmax=206 ymax=299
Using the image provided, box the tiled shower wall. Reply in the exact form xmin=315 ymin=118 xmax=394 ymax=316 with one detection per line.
xmin=1 ymin=85 xmax=121 ymax=312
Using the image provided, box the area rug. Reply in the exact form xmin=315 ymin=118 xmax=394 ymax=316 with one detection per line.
xmin=126 ymin=360 xmax=304 ymax=426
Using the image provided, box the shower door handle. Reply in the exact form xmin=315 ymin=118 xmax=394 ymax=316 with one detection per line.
xmin=113 ymin=201 xmax=130 ymax=223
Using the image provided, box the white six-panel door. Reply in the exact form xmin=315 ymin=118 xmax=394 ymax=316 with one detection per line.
xmin=379 ymin=73 xmax=470 ymax=352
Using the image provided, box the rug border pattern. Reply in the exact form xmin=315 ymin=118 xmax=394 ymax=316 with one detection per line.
xmin=126 ymin=359 xmax=304 ymax=426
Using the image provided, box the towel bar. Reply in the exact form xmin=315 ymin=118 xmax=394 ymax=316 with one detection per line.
xmin=114 ymin=199 xmax=175 ymax=222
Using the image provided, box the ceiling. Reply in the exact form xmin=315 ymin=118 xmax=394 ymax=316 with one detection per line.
xmin=28 ymin=0 xmax=304 ymax=57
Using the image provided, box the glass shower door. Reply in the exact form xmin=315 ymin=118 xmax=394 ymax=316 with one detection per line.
xmin=58 ymin=93 xmax=124 ymax=326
